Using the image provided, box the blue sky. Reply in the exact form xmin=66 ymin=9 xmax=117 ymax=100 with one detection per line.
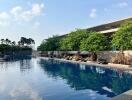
xmin=0 ymin=0 xmax=132 ymax=46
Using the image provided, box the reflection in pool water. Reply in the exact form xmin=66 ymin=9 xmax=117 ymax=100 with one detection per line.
xmin=10 ymin=82 xmax=42 ymax=100
xmin=0 ymin=58 xmax=132 ymax=100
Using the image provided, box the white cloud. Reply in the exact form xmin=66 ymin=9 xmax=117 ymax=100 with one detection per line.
xmin=118 ymin=2 xmax=128 ymax=8
xmin=89 ymin=8 xmax=97 ymax=18
xmin=10 ymin=3 xmax=44 ymax=22
xmin=10 ymin=6 xmax=23 ymax=16
xmin=32 ymin=3 xmax=44 ymax=16
xmin=0 ymin=3 xmax=44 ymax=26
xmin=0 ymin=12 xmax=10 ymax=26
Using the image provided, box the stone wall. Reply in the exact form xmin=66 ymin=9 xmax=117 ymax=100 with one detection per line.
xmin=124 ymin=51 xmax=132 ymax=58
xmin=97 ymin=51 xmax=117 ymax=62
xmin=97 ymin=51 xmax=132 ymax=62
xmin=39 ymin=50 xmax=132 ymax=62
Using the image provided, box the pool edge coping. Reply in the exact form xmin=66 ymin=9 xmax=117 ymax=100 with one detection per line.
xmin=39 ymin=57 xmax=132 ymax=72
xmin=110 ymin=89 xmax=132 ymax=100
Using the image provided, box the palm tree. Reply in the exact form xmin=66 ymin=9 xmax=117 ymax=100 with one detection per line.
xmin=18 ymin=41 xmax=21 ymax=46
xmin=1 ymin=39 xmax=4 ymax=44
xmin=12 ymin=41 xmax=16 ymax=46
xmin=31 ymin=38 xmax=35 ymax=44
xmin=20 ymin=37 xmax=27 ymax=46
xmin=5 ymin=38 xmax=9 ymax=45
xmin=28 ymin=38 xmax=35 ymax=46
xmin=8 ymin=40 xmax=11 ymax=45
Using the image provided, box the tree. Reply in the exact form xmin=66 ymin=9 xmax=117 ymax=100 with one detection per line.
xmin=37 ymin=35 xmax=61 ymax=51
xmin=60 ymin=37 xmax=70 ymax=51
xmin=18 ymin=41 xmax=22 ymax=46
xmin=60 ymin=29 xmax=89 ymax=51
xmin=26 ymin=38 xmax=35 ymax=47
xmin=80 ymin=32 xmax=107 ymax=52
xmin=1 ymin=39 xmax=4 ymax=44
xmin=12 ymin=41 xmax=16 ymax=46
xmin=19 ymin=37 xmax=35 ymax=47
xmin=29 ymin=38 xmax=35 ymax=45
xmin=0 ymin=37 xmax=34 ymax=55
xmin=19 ymin=37 xmax=26 ymax=46
xmin=80 ymin=32 xmax=107 ymax=61
xmin=112 ymin=21 xmax=132 ymax=50
xmin=5 ymin=38 xmax=11 ymax=45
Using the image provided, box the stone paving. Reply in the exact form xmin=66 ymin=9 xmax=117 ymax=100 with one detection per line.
xmin=111 ymin=90 xmax=132 ymax=100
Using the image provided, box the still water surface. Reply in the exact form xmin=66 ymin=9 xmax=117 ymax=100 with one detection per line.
xmin=0 ymin=58 xmax=132 ymax=100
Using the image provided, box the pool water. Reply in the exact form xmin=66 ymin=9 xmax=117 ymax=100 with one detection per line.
xmin=0 ymin=58 xmax=132 ymax=100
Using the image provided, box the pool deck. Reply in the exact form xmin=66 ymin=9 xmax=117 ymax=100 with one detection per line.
xmin=40 ymin=57 xmax=132 ymax=72
xmin=111 ymin=90 xmax=132 ymax=100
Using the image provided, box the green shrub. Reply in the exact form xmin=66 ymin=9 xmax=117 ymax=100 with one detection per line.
xmin=112 ymin=21 xmax=132 ymax=50
xmin=60 ymin=29 xmax=89 ymax=51
xmin=80 ymin=32 xmax=107 ymax=52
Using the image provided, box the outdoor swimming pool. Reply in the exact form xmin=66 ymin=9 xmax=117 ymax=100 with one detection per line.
xmin=0 ymin=58 xmax=132 ymax=100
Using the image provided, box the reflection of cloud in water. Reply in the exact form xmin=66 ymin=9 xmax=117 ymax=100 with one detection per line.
xmin=0 ymin=80 xmax=5 ymax=93
xmin=10 ymin=83 xmax=42 ymax=100
xmin=102 ymin=86 xmax=113 ymax=93
xmin=88 ymin=90 xmax=96 ymax=100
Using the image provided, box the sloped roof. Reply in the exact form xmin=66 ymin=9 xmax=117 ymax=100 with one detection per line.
xmin=49 ymin=17 xmax=132 ymax=39
xmin=87 ymin=17 xmax=132 ymax=32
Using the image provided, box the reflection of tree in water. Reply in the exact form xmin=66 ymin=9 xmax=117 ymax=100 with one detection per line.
xmin=0 ymin=62 xmax=9 ymax=71
xmin=39 ymin=59 xmax=132 ymax=98
xmin=20 ymin=59 xmax=33 ymax=72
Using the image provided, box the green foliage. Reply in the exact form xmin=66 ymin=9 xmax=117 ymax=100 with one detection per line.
xmin=60 ymin=37 xmax=70 ymax=51
xmin=0 ymin=44 xmax=32 ymax=54
xmin=18 ymin=37 xmax=35 ymax=46
xmin=38 ymin=21 xmax=132 ymax=52
xmin=0 ymin=37 xmax=34 ymax=54
xmin=80 ymin=32 xmax=107 ymax=52
xmin=0 ymin=44 xmax=11 ymax=53
xmin=112 ymin=21 xmax=132 ymax=50
xmin=37 ymin=35 xmax=61 ymax=51
xmin=60 ymin=29 xmax=89 ymax=51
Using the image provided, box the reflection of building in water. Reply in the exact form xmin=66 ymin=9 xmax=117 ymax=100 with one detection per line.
xmin=20 ymin=60 xmax=33 ymax=72
xmin=96 ymin=67 xmax=105 ymax=74
xmin=80 ymin=64 xmax=86 ymax=70
xmin=102 ymin=87 xmax=113 ymax=93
